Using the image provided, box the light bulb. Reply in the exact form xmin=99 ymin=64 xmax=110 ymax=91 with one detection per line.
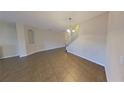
xmin=72 ymin=30 xmax=75 ymax=32
xmin=66 ymin=29 xmax=71 ymax=33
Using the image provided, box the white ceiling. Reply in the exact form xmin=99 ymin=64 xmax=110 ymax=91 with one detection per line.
xmin=0 ymin=11 xmax=106 ymax=31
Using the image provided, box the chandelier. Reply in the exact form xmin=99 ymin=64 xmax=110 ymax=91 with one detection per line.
xmin=66 ymin=17 xmax=80 ymax=33
xmin=65 ymin=17 xmax=80 ymax=48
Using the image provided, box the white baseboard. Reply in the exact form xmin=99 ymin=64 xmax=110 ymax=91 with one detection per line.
xmin=20 ymin=46 xmax=65 ymax=58
xmin=0 ymin=46 xmax=65 ymax=59
xmin=0 ymin=54 xmax=19 ymax=59
xmin=67 ymin=50 xmax=105 ymax=67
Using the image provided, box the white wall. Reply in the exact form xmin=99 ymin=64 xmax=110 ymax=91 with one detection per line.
xmin=17 ymin=24 xmax=65 ymax=56
xmin=16 ymin=23 xmax=27 ymax=57
xmin=106 ymin=12 xmax=124 ymax=81
xmin=34 ymin=28 xmax=65 ymax=52
xmin=0 ymin=21 xmax=65 ymax=58
xmin=0 ymin=21 xmax=18 ymax=58
xmin=67 ymin=13 xmax=108 ymax=66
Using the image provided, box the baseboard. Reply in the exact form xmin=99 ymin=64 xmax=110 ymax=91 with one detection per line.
xmin=67 ymin=50 xmax=105 ymax=67
xmin=38 ymin=46 xmax=65 ymax=53
xmin=0 ymin=54 xmax=19 ymax=59
xmin=20 ymin=46 xmax=65 ymax=58
xmin=0 ymin=46 xmax=65 ymax=59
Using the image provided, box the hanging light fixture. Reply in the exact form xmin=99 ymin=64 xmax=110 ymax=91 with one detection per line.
xmin=65 ymin=17 xmax=80 ymax=52
xmin=66 ymin=17 xmax=80 ymax=33
xmin=66 ymin=17 xmax=72 ymax=33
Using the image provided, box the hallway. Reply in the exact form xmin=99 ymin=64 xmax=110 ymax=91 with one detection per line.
xmin=0 ymin=48 xmax=106 ymax=82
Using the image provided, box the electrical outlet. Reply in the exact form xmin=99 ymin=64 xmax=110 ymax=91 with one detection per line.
xmin=120 ymin=56 xmax=124 ymax=64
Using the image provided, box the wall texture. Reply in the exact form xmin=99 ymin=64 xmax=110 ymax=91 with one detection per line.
xmin=0 ymin=21 xmax=65 ymax=58
xmin=24 ymin=26 xmax=65 ymax=56
xmin=16 ymin=23 xmax=27 ymax=57
xmin=106 ymin=12 xmax=124 ymax=81
xmin=0 ymin=21 xmax=18 ymax=58
xmin=67 ymin=13 xmax=108 ymax=66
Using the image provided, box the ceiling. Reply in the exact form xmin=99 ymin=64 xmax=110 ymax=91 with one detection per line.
xmin=0 ymin=11 xmax=106 ymax=31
